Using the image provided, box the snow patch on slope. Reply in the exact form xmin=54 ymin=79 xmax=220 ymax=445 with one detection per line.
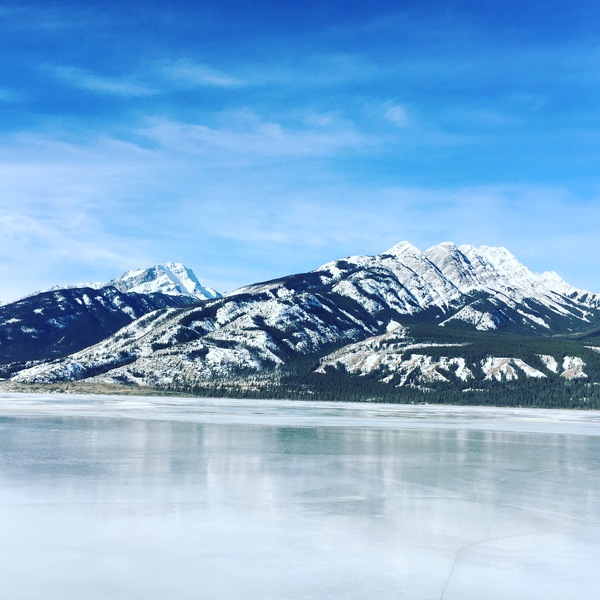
xmin=481 ymin=357 xmax=546 ymax=381
xmin=317 ymin=326 xmax=473 ymax=386
xmin=538 ymin=354 xmax=559 ymax=373
xmin=440 ymin=306 xmax=497 ymax=330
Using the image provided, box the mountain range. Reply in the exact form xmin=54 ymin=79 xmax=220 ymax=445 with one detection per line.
xmin=3 ymin=243 xmax=600 ymax=407
xmin=0 ymin=263 xmax=220 ymax=376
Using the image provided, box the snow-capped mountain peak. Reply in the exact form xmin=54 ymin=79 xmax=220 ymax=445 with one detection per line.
xmin=315 ymin=241 xmax=600 ymax=332
xmin=383 ymin=240 xmax=423 ymax=258
xmin=423 ymin=243 xmax=564 ymax=299
xmin=111 ymin=262 xmax=221 ymax=301
xmin=464 ymin=245 xmax=532 ymax=280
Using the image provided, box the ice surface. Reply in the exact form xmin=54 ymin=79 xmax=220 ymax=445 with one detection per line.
xmin=1 ymin=394 xmax=599 ymax=599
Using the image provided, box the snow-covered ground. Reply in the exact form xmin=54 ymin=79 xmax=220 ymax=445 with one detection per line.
xmin=1 ymin=394 xmax=599 ymax=600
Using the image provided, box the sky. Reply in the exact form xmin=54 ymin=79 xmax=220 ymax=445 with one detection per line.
xmin=1 ymin=0 xmax=600 ymax=301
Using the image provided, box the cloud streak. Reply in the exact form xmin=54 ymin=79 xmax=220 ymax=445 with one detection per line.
xmin=48 ymin=66 xmax=158 ymax=97
xmin=383 ymin=104 xmax=410 ymax=127
xmin=140 ymin=114 xmax=369 ymax=158
xmin=47 ymin=58 xmax=245 ymax=100
xmin=159 ymin=60 xmax=243 ymax=88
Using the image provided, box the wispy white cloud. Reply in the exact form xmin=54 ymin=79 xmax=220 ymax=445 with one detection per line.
xmin=302 ymin=111 xmax=338 ymax=127
xmin=0 ymin=212 xmax=131 ymax=264
xmin=46 ymin=51 xmax=388 ymax=102
xmin=158 ymin=59 xmax=243 ymax=87
xmin=0 ymin=205 xmax=151 ymax=302
xmin=383 ymin=104 xmax=410 ymax=127
xmin=0 ymin=136 xmax=161 ymax=300
xmin=46 ymin=59 xmax=244 ymax=99
xmin=49 ymin=66 xmax=157 ymax=97
xmin=140 ymin=113 xmax=369 ymax=158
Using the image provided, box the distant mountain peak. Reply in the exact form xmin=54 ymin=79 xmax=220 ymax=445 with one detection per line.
xmin=111 ymin=262 xmax=221 ymax=301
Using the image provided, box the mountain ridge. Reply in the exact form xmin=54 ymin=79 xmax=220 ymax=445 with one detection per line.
xmin=0 ymin=262 xmax=220 ymax=376
xmin=17 ymin=261 xmax=221 ymax=303
xmin=8 ymin=241 xmax=600 ymax=407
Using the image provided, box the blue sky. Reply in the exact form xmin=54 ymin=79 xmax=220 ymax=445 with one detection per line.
xmin=2 ymin=0 xmax=600 ymax=300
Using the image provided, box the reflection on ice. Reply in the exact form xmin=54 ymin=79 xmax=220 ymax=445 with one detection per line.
xmin=0 ymin=393 xmax=599 ymax=599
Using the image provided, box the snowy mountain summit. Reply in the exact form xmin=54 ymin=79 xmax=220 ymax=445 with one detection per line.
xmin=378 ymin=241 xmax=598 ymax=328
xmin=110 ymin=262 xmax=221 ymax=301
xmin=302 ymin=241 xmax=598 ymax=332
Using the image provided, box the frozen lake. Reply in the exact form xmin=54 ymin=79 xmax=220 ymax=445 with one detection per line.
xmin=1 ymin=393 xmax=600 ymax=599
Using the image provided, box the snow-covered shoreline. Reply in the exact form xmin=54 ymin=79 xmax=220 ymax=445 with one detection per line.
xmin=2 ymin=392 xmax=600 ymax=436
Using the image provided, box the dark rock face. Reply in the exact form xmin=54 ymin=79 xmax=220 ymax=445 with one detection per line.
xmin=0 ymin=286 xmax=196 ymax=369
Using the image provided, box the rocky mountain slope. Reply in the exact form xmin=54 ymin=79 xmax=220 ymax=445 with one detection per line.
xmin=9 ymin=242 xmax=600 ymax=406
xmin=317 ymin=320 xmax=596 ymax=386
xmin=0 ymin=263 xmax=219 ymax=376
